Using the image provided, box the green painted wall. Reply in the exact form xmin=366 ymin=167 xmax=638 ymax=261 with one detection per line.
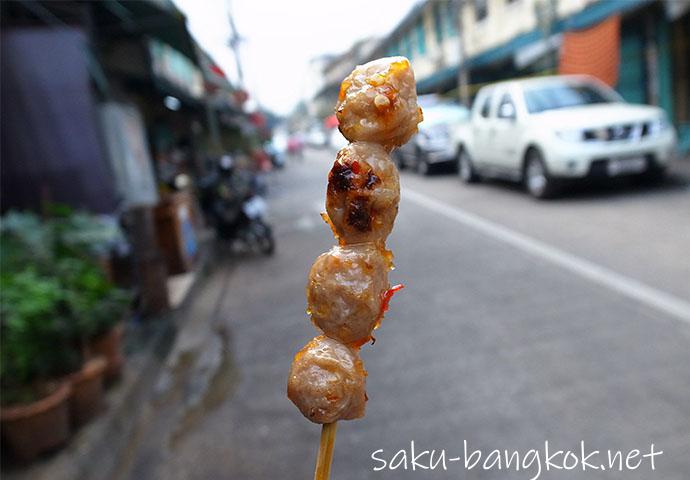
xmin=655 ymin=16 xmax=674 ymax=120
xmin=617 ymin=19 xmax=646 ymax=104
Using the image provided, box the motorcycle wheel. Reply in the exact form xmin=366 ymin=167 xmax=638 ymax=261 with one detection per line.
xmin=253 ymin=220 xmax=275 ymax=256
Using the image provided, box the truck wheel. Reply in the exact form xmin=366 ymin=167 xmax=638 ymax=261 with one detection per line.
xmin=251 ymin=220 xmax=275 ymax=255
xmin=416 ymin=157 xmax=430 ymax=175
xmin=458 ymin=148 xmax=479 ymax=184
xmin=524 ymin=149 xmax=556 ymax=199
xmin=415 ymin=148 xmax=430 ymax=176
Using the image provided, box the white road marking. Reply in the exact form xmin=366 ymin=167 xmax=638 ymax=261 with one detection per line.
xmin=294 ymin=215 xmax=317 ymax=231
xmin=404 ymin=188 xmax=690 ymax=324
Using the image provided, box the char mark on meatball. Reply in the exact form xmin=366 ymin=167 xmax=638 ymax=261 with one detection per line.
xmin=329 ymin=162 xmax=356 ymax=192
xmin=347 ymin=196 xmax=372 ymax=232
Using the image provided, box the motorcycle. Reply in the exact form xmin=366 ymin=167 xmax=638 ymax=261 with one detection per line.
xmin=200 ymin=157 xmax=275 ymax=256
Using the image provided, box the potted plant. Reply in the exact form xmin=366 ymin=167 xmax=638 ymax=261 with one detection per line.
xmin=49 ymin=204 xmax=129 ymax=283
xmin=50 ymin=207 xmax=132 ymax=381
xmin=86 ymin=287 xmax=131 ymax=381
xmin=66 ymin=355 xmax=107 ymax=428
xmin=1 ymin=269 xmax=77 ymax=462
xmin=56 ymin=257 xmax=113 ymax=427
xmin=2 ymin=210 xmax=131 ymax=431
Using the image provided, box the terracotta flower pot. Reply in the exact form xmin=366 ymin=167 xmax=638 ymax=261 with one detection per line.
xmin=89 ymin=322 xmax=125 ymax=381
xmin=1 ymin=381 xmax=72 ymax=462
xmin=68 ymin=356 xmax=107 ymax=427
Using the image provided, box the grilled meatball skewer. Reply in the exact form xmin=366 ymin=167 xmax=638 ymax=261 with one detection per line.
xmin=287 ymin=56 xmax=421 ymax=480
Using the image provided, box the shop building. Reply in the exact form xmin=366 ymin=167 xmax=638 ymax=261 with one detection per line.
xmin=1 ymin=0 xmax=255 ymax=314
xmin=334 ymin=0 xmax=689 ymax=153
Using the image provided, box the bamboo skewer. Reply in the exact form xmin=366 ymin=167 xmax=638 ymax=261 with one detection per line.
xmin=313 ymin=422 xmax=338 ymax=480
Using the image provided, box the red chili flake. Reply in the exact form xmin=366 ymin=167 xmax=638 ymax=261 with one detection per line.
xmin=380 ymin=284 xmax=404 ymax=317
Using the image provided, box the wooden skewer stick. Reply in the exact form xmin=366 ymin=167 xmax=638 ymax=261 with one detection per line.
xmin=314 ymin=422 xmax=338 ymax=480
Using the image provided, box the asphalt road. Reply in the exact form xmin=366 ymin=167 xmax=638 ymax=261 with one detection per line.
xmin=122 ymin=148 xmax=690 ymax=480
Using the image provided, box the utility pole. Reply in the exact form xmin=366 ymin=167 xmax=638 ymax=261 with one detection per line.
xmin=535 ymin=0 xmax=559 ymax=73
xmin=454 ymin=0 xmax=470 ymax=105
xmin=227 ymin=0 xmax=244 ymax=87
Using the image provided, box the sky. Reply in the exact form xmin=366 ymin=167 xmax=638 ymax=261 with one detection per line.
xmin=173 ymin=0 xmax=419 ymax=115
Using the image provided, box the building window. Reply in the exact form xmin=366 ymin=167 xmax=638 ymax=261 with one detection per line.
xmin=415 ymin=19 xmax=426 ymax=55
xmin=474 ymin=0 xmax=488 ymax=22
xmin=403 ymin=34 xmax=413 ymax=60
xmin=445 ymin=1 xmax=457 ymax=36
xmin=434 ymin=2 xmax=444 ymax=44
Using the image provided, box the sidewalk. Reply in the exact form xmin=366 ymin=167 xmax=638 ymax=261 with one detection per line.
xmin=114 ymin=252 xmax=238 ymax=480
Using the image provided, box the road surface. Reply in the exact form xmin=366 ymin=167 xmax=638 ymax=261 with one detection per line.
xmin=121 ymin=148 xmax=690 ymax=480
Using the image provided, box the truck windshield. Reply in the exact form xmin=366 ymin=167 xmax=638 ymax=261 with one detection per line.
xmin=423 ymin=104 xmax=470 ymax=126
xmin=523 ymin=82 xmax=618 ymax=114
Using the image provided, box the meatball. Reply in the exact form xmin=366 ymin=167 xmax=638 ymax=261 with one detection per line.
xmin=307 ymin=244 xmax=391 ymax=346
xmin=326 ymin=142 xmax=400 ymax=246
xmin=336 ymin=56 xmax=423 ymax=148
xmin=287 ymin=336 xmax=367 ymax=424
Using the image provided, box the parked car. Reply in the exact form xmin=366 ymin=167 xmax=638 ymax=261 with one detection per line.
xmin=306 ymin=127 xmax=328 ymax=148
xmin=265 ymin=143 xmax=286 ymax=169
xmin=396 ymin=100 xmax=470 ymax=175
xmin=453 ymin=75 xmax=677 ymax=198
xmin=328 ymin=128 xmax=349 ymax=150
xmin=268 ymin=132 xmax=288 ymax=168
xmin=287 ymin=133 xmax=304 ymax=156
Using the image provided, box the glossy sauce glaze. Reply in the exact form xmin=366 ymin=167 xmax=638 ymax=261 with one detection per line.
xmin=307 ymin=244 xmax=393 ymax=346
xmin=336 ymin=57 xmax=423 ymax=149
xmin=288 ymin=57 xmax=420 ymax=425
xmin=325 ymin=142 xmax=399 ymax=246
xmin=287 ymin=336 xmax=367 ymax=424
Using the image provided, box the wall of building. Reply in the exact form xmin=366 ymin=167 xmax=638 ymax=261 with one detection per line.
xmin=373 ymin=1 xmax=460 ymax=83
xmin=308 ymin=0 xmax=687 ymax=154
xmin=461 ymin=0 xmax=592 ymax=59
xmin=363 ymin=0 xmax=595 ymax=91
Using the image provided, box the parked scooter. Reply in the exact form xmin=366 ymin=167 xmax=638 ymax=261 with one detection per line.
xmin=200 ymin=155 xmax=275 ymax=255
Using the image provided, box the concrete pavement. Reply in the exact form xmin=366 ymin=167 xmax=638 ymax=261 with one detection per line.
xmin=120 ymin=148 xmax=690 ymax=479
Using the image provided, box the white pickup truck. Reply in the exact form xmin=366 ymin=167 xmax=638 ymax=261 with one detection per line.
xmin=453 ymin=75 xmax=677 ymax=198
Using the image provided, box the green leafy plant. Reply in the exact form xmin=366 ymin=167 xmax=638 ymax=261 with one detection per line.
xmin=1 ymin=269 xmax=79 ymax=405
xmin=0 ymin=211 xmax=54 ymax=275
xmin=57 ymin=257 xmax=131 ymax=340
xmin=1 ymin=209 xmax=132 ymax=405
xmin=48 ymin=204 xmax=127 ymax=259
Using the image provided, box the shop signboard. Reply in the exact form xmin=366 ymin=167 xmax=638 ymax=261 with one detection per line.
xmin=149 ymin=38 xmax=204 ymax=100
xmin=98 ymin=102 xmax=159 ymax=207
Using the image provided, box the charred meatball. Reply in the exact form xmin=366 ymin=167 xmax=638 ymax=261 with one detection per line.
xmin=307 ymin=244 xmax=391 ymax=346
xmin=326 ymin=142 xmax=400 ymax=246
xmin=287 ymin=336 xmax=367 ymax=424
xmin=336 ymin=57 xmax=423 ymax=148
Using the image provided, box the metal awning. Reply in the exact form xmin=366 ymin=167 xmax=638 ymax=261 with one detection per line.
xmin=415 ymin=0 xmax=652 ymax=94
xmin=96 ymin=0 xmax=199 ymax=66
